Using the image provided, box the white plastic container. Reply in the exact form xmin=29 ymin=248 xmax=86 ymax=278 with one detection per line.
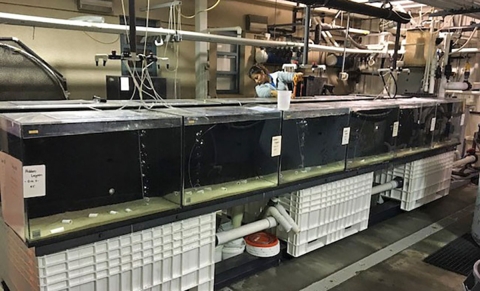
xmin=376 ymin=151 xmax=454 ymax=211
xmin=215 ymin=245 xmax=224 ymax=263
xmin=222 ymin=238 xmax=245 ymax=260
xmin=277 ymin=172 xmax=374 ymax=257
xmin=277 ymin=90 xmax=292 ymax=110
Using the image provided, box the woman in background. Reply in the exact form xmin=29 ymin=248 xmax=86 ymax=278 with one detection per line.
xmin=248 ymin=64 xmax=303 ymax=98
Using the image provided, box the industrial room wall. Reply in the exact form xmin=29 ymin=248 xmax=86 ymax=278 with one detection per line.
xmin=0 ymin=0 xmax=296 ymax=99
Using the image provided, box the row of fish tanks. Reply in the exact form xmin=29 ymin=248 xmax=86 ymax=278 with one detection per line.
xmin=0 ymin=98 xmax=464 ymax=243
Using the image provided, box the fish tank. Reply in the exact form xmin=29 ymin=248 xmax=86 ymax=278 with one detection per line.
xmin=389 ymin=98 xmax=437 ymax=157
xmin=346 ymin=101 xmax=400 ymax=169
xmin=164 ymin=106 xmax=282 ymax=206
xmin=433 ymin=99 xmax=465 ymax=147
xmin=280 ymin=103 xmax=349 ymax=183
xmin=0 ymin=110 xmax=182 ymax=243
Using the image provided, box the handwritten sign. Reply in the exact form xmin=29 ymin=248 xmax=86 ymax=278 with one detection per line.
xmin=23 ymin=165 xmax=46 ymax=198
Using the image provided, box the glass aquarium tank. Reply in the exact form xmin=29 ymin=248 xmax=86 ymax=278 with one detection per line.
xmin=433 ymin=99 xmax=465 ymax=147
xmin=346 ymin=101 xmax=400 ymax=169
xmin=280 ymin=103 xmax=349 ymax=183
xmin=389 ymin=98 xmax=437 ymax=157
xmin=0 ymin=110 xmax=182 ymax=243
xmin=164 ymin=106 xmax=282 ymax=206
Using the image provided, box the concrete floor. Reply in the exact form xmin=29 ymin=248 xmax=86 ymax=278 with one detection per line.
xmin=222 ymin=184 xmax=477 ymax=291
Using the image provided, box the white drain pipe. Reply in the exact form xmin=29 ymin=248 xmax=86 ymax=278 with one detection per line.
xmin=453 ymin=155 xmax=477 ymax=168
xmin=216 ymin=206 xmax=293 ymax=245
xmin=216 ymin=216 xmax=278 ymax=245
xmin=272 ymin=201 xmax=301 ymax=234
xmin=266 ymin=207 xmax=292 ymax=233
xmin=371 ymin=178 xmax=403 ymax=195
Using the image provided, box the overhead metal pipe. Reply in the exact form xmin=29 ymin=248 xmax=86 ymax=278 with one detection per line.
xmin=295 ymin=0 xmax=411 ymax=23
xmin=128 ymin=0 xmax=136 ymax=54
xmin=392 ymin=22 xmax=402 ymax=70
xmin=0 ymin=12 xmax=384 ymax=55
xmin=303 ymin=5 xmax=312 ymax=65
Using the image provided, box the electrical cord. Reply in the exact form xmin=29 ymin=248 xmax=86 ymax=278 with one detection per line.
xmin=178 ymin=0 xmax=221 ymax=19
xmin=390 ymin=71 xmax=398 ymax=98
xmin=0 ymin=43 xmax=69 ymax=99
xmin=120 ymin=0 xmax=129 ymax=43
xmin=83 ymin=32 xmax=119 ymax=44
xmin=380 ymin=72 xmax=391 ymax=98
xmin=450 ymin=27 xmax=478 ymax=55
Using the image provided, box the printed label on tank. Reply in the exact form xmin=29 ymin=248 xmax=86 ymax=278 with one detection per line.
xmin=392 ymin=121 xmax=399 ymax=137
xmin=430 ymin=117 xmax=436 ymax=131
xmin=120 ymin=77 xmax=130 ymax=91
xmin=23 ymin=165 xmax=46 ymax=198
xmin=271 ymin=136 xmax=282 ymax=157
xmin=461 ymin=114 xmax=465 ymax=126
xmin=342 ymin=127 xmax=350 ymax=145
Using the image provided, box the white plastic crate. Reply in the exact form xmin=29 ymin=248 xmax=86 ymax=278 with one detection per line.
xmin=0 ymin=214 xmax=6 ymax=282
xmin=33 ymin=213 xmax=216 ymax=291
xmin=277 ymin=172 xmax=373 ymax=257
xmin=2 ymin=217 xmax=40 ymax=291
xmin=378 ymin=151 xmax=454 ymax=211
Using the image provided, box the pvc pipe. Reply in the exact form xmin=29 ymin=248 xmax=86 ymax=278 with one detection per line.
xmin=438 ymin=77 xmax=447 ymax=98
xmin=438 ymin=33 xmax=453 ymax=98
xmin=452 ymin=48 xmax=480 ymax=54
xmin=423 ymin=19 xmax=435 ymax=93
xmin=439 ymin=81 xmax=469 ymax=98
xmin=444 ymin=82 xmax=469 ymax=91
xmin=428 ymin=55 xmax=436 ymax=94
xmin=266 ymin=207 xmax=292 ymax=233
xmin=274 ymin=203 xmax=300 ymax=234
xmin=216 ymin=216 xmax=277 ymax=245
xmin=0 ymin=12 xmax=385 ymax=55
xmin=303 ymin=5 xmax=312 ymax=66
xmin=371 ymin=180 xmax=401 ymax=195
xmin=453 ymin=155 xmax=476 ymax=168
xmin=231 ymin=205 xmax=244 ymax=229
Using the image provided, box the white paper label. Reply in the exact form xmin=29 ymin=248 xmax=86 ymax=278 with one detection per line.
xmin=461 ymin=113 xmax=465 ymax=126
xmin=271 ymin=136 xmax=282 ymax=157
xmin=23 ymin=165 xmax=46 ymax=198
xmin=392 ymin=121 xmax=399 ymax=137
xmin=430 ymin=117 xmax=436 ymax=131
xmin=342 ymin=127 xmax=350 ymax=145
xmin=120 ymin=77 xmax=129 ymax=91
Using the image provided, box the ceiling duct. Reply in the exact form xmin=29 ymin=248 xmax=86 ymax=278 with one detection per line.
xmin=78 ymin=0 xmax=113 ymax=14
xmin=292 ymin=0 xmax=411 ymax=23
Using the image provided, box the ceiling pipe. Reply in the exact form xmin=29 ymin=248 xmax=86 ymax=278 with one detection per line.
xmin=128 ymin=0 xmax=136 ymax=55
xmin=0 ymin=12 xmax=385 ymax=55
xmin=248 ymin=0 xmax=372 ymax=18
xmin=303 ymin=5 xmax=312 ymax=65
xmin=295 ymin=0 xmax=411 ymax=23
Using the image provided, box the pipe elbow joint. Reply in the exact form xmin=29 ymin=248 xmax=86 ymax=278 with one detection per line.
xmin=393 ymin=177 xmax=404 ymax=189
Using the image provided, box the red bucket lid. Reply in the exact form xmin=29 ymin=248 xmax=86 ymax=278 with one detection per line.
xmin=244 ymin=232 xmax=279 ymax=248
